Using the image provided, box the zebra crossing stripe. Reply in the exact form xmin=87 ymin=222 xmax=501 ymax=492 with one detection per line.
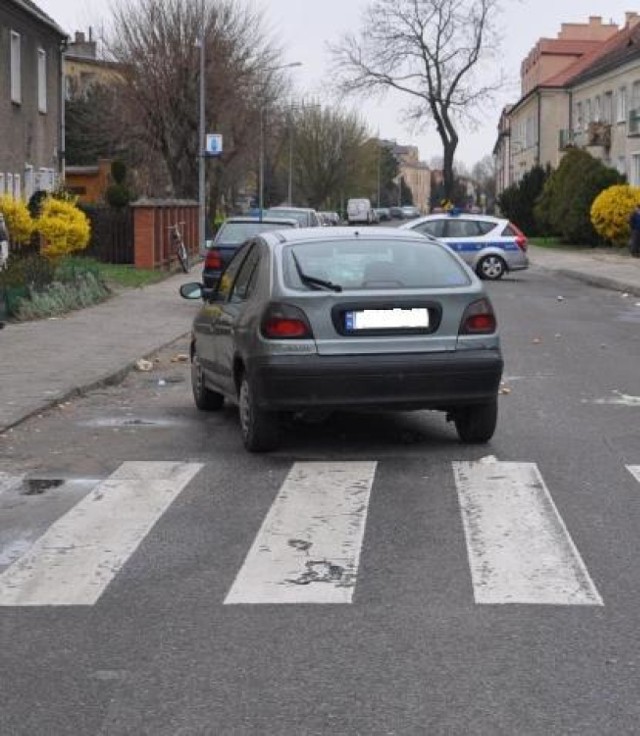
xmin=225 ymin=461 xmax=377 ymax=605
xmin=453 ymin=460 xmax=603 ymax=606
xmin=0 ymin=461 xmax=202 ymax=606
xmin=627 ymin=466 xmax=640 ymax=484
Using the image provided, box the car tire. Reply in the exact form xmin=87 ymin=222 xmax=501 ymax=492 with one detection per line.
xmin=453 ymin=400 xmax=498 ymax=444
xmin=191 ymin=350 xmax=224 ymax=411
xmin=476 ymin=255 xmax=506 ymax=280
xmin=238 ymin=374 xmax=279 ymax=452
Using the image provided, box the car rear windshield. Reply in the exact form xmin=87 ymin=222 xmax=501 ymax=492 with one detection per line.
xmin=215 ymin=221 xmax=293 ymax=245
xmin=282 ymin=238 xmax=471 ymax=290
xmin=265 ymin=209 xmax=309 ymax=226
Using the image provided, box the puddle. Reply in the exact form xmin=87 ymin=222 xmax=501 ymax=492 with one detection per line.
xmin=22 ymin=479 xmax=64 ymax=495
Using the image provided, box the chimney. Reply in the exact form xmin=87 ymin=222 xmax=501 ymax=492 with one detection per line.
xmin=589 ymin=16 xmax=602 ymax=25
xmin=74 ymin=31 xmax=85 ymax=43
xmin=626 ymin=12 xmax=640 ymax=28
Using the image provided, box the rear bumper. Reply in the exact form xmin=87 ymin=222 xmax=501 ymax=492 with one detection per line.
xmin=506 ymin=250 xmax=529 ymax=271
xmin=247 ymin=349 xmax=503 ymax=412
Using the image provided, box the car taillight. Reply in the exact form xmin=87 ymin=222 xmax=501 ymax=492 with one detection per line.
xmin=261 ymin=303 xmax=314 ymax=340
xmin=204 ymin=249 xmax=222 ymax=270
xmin=510 ymin=223 xmax=528 ymax=251
xmin=460 ymin=298 xmax=497 ymax=335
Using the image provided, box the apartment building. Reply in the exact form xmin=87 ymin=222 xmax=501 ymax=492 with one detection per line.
xmin=495 ymin=13 xmax=640 ymax=194
xmin=0 ymin=0 xmax=66 ymax=201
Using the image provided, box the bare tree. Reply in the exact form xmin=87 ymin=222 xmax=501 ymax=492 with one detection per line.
xmin=286 ymin=105 xmax=373 ymax=209
xmin=108 ymin=0 xmax=287 ymax=217
xmin=330 ymin=0 xmax=503 ymax=200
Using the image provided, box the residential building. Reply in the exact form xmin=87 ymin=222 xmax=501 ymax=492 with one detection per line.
xmin=64 ymin=30 xmax=122 ymax=100
xmin=382 ymin=142 xmax=431 ymax=213
xmin=0 ymin=0 xmax=66 ymax=201
xmin=494 ymin=13 xmax=640 ymax=194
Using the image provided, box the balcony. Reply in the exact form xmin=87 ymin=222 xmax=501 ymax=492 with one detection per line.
xmin=628 ymin=109 xmax=640 ymax=136
xmin=558 ymin=129 xmax=585 ymax=150
xmin=586 ymin=122 xmax=611 ymax=148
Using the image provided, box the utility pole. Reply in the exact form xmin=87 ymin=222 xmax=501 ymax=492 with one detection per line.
xmin=376 ymin=139 xmax=381 ymax=208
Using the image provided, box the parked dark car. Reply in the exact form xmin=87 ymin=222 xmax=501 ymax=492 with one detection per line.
xmin=389 ymin=206 xmax=404 ymax=219
xmin=181 ymin=227 xmax=503 ymax=452
xmin=202 ymin=217 xmax=297 ymax=288
xmin=374 ymin=207 xmax=391 ymax=221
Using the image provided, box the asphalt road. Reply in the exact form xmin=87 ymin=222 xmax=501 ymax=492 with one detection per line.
xmin=1 ymin=264 xmax=639 ymax=735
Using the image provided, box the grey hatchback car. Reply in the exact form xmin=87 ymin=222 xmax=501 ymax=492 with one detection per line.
xmin=180 ymin=228 xmax=503 ymax=452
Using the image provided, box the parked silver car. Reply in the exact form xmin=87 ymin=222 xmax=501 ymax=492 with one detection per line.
xmin=180 ymin=227 xmax=503 ymax=452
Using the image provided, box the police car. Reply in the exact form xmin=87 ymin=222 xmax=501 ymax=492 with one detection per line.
xmin=399 ymin=212 xmax=529 ymax=280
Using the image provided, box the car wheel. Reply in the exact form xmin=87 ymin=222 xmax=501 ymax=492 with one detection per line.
xmin=476 ymin=255 xmax=506 ymax=280
xmin=191 ymin=350 xmax=224 ymax=411
xmin=238 ymin=374 xmax=279 ymax=452
xmin=453 ymin=400 xmax=498 ymax=444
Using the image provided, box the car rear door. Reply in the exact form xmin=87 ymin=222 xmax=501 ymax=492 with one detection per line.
xmin=442 ymin=218 xmax=485 ymax=264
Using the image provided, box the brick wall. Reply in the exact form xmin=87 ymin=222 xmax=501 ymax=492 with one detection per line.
xmin=132 ymin=200 xmax=198 ymax=271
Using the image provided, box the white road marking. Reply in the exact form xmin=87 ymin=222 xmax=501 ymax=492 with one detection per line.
xmin=0 ymin=461 xmax=202 ymax=606
xmin=628 ymin=466 xmax=640 ymax=484
xmin=453 ymin=460 xmax=603 ymax=606
xmin=586 ymin=391 xmax=640 ymax=407
xmin=225 ymin=461 xmax=377 ymax=605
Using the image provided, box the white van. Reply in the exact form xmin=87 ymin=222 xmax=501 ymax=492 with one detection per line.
xmin=347 ymin=198 xmax=373 ymax=225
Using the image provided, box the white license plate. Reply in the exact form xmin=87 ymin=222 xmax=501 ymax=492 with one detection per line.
xmin=345 ymin=308 xmax=429 ymax=330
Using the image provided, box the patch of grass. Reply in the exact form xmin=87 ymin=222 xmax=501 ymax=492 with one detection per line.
xmin=97 ymin=263 xmax=168 ymax=289
xmin=528 ymin=236 xmax=565 ymax=248
xmin=67 ymin=258 xmax=168 ymax=289
xmin=13 ymin=272 xmax=110 ymax=320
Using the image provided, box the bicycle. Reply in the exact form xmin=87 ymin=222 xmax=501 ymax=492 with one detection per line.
xmin=168 ymin=222 xmax=190 ymax=273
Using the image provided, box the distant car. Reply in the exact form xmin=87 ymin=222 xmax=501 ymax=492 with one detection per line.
xmin=265 ymin=207 xmax=321 ymax=228
xmin=320 ymin=211 xmax=341 ymax=226
xmin=347 ymin=198 xmax=374 ymax=225
xmin=180 ymin=227 xmax=503 ymax=452
xmin=389 ymin=206 xmax=404 ymax=219
xmin=374 ymin=207 xmax=391 ymax=221
xmin=203 ymin=217 xmax=297 ymax=288
xmin=400 ymin=205 xmax=421 ymax=219
xmin=400 ymin=212 xmax=528 ymax=280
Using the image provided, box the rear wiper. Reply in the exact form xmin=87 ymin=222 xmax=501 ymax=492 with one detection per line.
xmin=290 ymin=249 xmax=342 ymax=292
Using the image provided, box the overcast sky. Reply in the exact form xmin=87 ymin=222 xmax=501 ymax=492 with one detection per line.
xmin=37 ymin=0 xmax=637 ymax=168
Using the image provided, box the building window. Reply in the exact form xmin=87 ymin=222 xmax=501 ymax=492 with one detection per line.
xmin=13 ymin=174 xmax=21 ymax=200
xmin=585 ymin=99 xmax=592 ymax=123
xmin=631 ymin=154 xmax=640 ymax=186
xmin=617 ymin=156 xmax=627 ymax=175
xmin=594 ymin=96 xmax=601 ymax=122
xmin=38 ymin=49 xmax=47 ymax=113
xmin=575 ymin=101 xmax=583 ymax=130
xmin=603 ymin=92 xmax=613 ymax=124
xmin=10 ymin=31 xmax=21 ymax=104
xmin=0 ymin=174 xmax=4 ymax=195
xmin=618 ymin=87 xmax=628 ymax=122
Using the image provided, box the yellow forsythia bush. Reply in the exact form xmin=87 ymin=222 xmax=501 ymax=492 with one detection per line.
xmin=36 ymin=196 xmax=91 ymax=259
xmin=590 ymin=184 xmax=640 ymax=247
xmin=0 ymin=194 xmax=34 ymax=244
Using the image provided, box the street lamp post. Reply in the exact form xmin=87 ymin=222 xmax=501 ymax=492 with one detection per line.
xmin=198 ymin=0 xmax=206 ymax=250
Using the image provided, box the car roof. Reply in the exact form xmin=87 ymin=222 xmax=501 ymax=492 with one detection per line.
xmin=268 ymin=206 xmax=316 ymax=213
xmin=422 ymin=213 xmax=505 ymax=223
xmin=259 ymin=226 xmax=438 ymax=246
xmin=222 ymin=216 xmax=297 ymax=225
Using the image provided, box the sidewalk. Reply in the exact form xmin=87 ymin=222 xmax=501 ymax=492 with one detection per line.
xmin=0 ymin=247 xmax=639 ymax=434
xmin=0 ymin=271 xmax=198 ymax=433
xmin=527 ymin=243 xmax=640 ymax=297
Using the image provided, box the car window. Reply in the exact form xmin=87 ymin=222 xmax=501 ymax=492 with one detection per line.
xmin=445 ymin=219 xmax=481 ymax=238
xmin=414 ymin=220 xmax=446 ymax=238
xmin=476 ymin=221 xmax=496 ymax=235
xmin=501 ymin=224 xmax=517 ymax=237
xmin=214 ymin=221 xmax=291 ymax=245
xmin=283 ymin=238 xmax=470 ymax=291
xmin=230 ymin=245 xmax=260 ymax=303
xmin=266 ymin=209 xmax=309 ymax=226
xmin=217 ymin=243 xmax=251 ymax=301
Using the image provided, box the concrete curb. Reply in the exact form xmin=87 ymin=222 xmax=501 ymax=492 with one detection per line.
xmin=532 ymin=263 xmax=640 ymax=297
xmin=0 ymin=331 xmax=190 ymax=435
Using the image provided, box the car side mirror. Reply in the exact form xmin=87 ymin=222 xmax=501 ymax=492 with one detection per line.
xmin=179 ymin=282 xmax=203 ymax=300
